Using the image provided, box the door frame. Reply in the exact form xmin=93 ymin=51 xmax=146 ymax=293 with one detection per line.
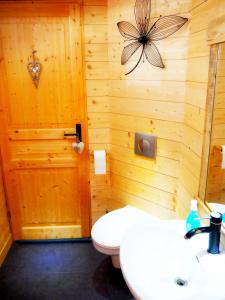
xmin=0 ymin=0 xmax=91 ymax=239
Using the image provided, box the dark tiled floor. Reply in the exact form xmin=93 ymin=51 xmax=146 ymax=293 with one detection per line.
xmin=0 ymin=241 xmax=133 ymax=300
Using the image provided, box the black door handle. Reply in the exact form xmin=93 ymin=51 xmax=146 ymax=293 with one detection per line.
xmin=64 ymin=124 xmax=82 ymax=142
xmin=76 ymin=124 xmax=82 ymax=142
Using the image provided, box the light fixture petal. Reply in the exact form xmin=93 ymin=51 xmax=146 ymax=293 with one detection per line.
xmin=117 ymin=21 xmax=140 ymax=40
xmin=121 ymin=41 xmax=142 ymax=65
xmin=144 ymin=42 xmax=165 ymax=68
xmin=134 ymin=0 xmax=151 ymax=35
xmin=148 ymin=15 xmax=188 ymax=41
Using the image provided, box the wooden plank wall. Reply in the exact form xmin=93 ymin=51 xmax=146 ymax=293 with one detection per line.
xmin=206 ymin=43 xmax=225 ymax=203
xmin=206 ymin=146 xmax=225 ymax=202
xmin=83 ymin=0 xmax=110 ymax=224
xmin=176 ymin=0 xmax=225 ymax=217
xmin=0 ymin=166 xmax=12 ymax=266
xmin=1 ymin=0 xmax=223 ymax=229
xmin=107 ymin=0 xmax=191 ymax=218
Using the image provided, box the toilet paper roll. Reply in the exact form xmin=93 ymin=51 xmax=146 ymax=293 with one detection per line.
xmin=94 ymin=150 xmax=106 ymax=175
xmin=222 ymin=146 xmax=225 ymax=169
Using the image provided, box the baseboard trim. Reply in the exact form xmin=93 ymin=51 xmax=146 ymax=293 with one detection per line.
xmin=15 ymin=237 xmax=92 ymax=244
xmin=0 ymin=233 xmax=13 ymax=266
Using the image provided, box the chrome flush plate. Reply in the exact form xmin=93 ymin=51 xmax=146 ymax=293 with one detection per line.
xmin=134 ymin=133 xmax=157 ymax=159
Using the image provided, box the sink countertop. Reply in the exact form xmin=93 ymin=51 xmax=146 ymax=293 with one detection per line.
xmin=120 ymin=219 xmax=225 ymax=300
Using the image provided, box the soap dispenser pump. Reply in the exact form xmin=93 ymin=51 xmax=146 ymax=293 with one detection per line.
xmin=186 ymin=199 xmax=200 ymax=231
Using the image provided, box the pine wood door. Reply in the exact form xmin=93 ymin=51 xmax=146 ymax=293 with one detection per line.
xmin=0 ymin=3 xmax=90 ymax=240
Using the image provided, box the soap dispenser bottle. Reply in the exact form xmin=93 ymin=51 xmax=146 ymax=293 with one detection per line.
xmin=186 ymin=199 xmax=201 ymax=231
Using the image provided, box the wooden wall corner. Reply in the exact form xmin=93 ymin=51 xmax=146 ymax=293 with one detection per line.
xmin=0 ymin=233 xmax=12 ymax=267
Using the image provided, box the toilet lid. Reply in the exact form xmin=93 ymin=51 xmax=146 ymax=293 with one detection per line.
xmin=91 ymin=206 xmax=157 ymax=249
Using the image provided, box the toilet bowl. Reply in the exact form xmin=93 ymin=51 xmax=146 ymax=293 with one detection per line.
xmin=91 ymin=205 xmax=157 ymax=268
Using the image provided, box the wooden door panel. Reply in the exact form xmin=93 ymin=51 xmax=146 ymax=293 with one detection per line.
xmin=21 ymin=225 xmax=82 ymax=240
xmin=1 ymin=20 xmax=77 ymax=128
xmin=0 ymin=3 xmax=90 ymax=240
xmin=0 ymin=4 xmax=70 ymax=18
xmin=16 ymin=168 xmax=80 ymax=224
xmin=8 ymin=128 xmax=77 ymax=140
xmin=10 ymin=129 xmax=79 ymax=168
xmin=11 ymin=140 xmax=78 ymax=161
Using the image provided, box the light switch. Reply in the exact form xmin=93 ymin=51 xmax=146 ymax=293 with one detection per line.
xmin=134 ymin=133 xmax=157 ymax=159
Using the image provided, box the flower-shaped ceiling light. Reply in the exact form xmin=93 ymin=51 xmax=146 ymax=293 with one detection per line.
xmin=117 ymin=0 xmax=188 ymax=75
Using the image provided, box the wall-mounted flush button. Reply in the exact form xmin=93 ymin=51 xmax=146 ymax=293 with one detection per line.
xmin=134 ymin=133 xmax=157 ymax=159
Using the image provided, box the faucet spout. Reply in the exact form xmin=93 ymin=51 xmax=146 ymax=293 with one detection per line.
xmin=184 ymin=212 xmax=223 ymax=255
xmin=184 ymin=226 xmax=210 ymax=240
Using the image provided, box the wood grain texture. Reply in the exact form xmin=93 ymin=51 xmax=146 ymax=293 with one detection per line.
xmin=83 ymin=0 xmax=109 ymax=224
xmin=108 ymin=0 xmax=190 ymax=218
xmin=176 ymin=0 xmax=225 ymax=217
xmin=0 ymin=166 xmax=12 ymax=266
xmin=2 ymin=0 xmax=225 ymax=230
xmin=206 ymin=146 xmax=224 ymax=203
xmin=205 ymin=43 xmax=225 ymax=204
xmin=0 ymin=3 xmax=90 ymax=239
xmin=199 ymin=45 xmax=219 ymax=202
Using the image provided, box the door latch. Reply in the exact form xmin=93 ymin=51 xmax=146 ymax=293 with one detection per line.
xmin=64 ymin=124 xmax=82 ymax=142
xmin=64 ymin=124 xmax=84 ymax=154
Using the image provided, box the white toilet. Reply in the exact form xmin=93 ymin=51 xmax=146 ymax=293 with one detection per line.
xmin=91 ymin=205 xmax=157 ymax=268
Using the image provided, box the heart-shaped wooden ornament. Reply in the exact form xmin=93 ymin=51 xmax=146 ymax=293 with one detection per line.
xmin=27 ymin=61 xmax=42 ymax=88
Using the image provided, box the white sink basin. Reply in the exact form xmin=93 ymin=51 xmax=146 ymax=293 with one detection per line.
xmin=120 ymin=220 xmax=225 ymax=300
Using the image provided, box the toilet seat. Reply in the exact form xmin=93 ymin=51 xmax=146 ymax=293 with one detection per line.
xmin=91 ymin=205 xmax=157 ymax=258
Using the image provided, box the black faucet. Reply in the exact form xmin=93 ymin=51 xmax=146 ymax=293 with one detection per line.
xmin=184 ymin=212 xmax=223 ymax=254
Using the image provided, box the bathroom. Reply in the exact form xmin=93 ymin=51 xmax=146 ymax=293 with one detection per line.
xmin=0 ymin=0 xmax=225 ymax=299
